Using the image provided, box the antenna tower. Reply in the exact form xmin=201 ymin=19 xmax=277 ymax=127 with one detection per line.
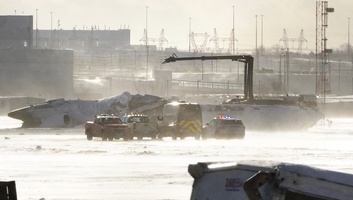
xmin=316 ymin=1 xmax=334 ymax=114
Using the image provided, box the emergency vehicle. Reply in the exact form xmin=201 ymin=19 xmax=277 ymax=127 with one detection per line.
xmin=157 ymin=101 xmax=202 ymax=140
xmin=202 ymin=115 xmax=245 ymax=139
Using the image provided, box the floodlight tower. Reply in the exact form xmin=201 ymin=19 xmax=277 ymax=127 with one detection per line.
xmin=316 ymin=1 xmax=322 ymax=95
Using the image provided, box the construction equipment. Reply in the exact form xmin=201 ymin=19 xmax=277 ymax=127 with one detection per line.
xmin=162 ymin=54 xmax=254 ymax=101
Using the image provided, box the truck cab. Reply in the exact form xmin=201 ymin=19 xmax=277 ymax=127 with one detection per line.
xmin=84 ymin=114 xmax=129 ymax=141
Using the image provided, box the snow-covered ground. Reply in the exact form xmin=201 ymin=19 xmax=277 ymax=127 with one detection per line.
xmin=1 ymin=117 xmax=353 ymax=200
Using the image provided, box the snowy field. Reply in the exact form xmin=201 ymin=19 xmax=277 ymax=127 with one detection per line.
xmin=1 ymin=116 xmax=353 ymax=200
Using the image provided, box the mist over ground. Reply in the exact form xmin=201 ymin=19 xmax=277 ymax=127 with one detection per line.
xmin=1 ymin=117 xmax=353 ymax=199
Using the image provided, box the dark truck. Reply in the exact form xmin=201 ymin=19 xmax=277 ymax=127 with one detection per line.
xmin=84 ymin=114 xmax=130 ymax=141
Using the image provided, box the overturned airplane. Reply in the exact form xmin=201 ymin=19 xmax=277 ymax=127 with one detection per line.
xmin=8 ymin=92 xmax=166 ymax=128
xmin=8 ymin=91 xmax=322 ymax=130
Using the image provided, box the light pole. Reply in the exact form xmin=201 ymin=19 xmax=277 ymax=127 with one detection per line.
xmin=232 ymin=6 xmax=235 ymax=55
xmin=57 ymin=20 xmax=60 ymax=48
xmin=255 ymin=15 xmax=257 ymax=52
xmin=348 ymin=18 xmax=351 ymax=54
xmin=261 ymin=15 xmax=264 ymax=53
xmin=255 ymin=15 xmax=259 ymax=70
xmin=145 ymin=6 xmax=148 ymax=80
xmin=189 ymin=18 xmax=191 ymax=52
xmin=338 ymin=60 xmax=341 ymax=95
xmin=36 ymin=9 xmax=38 ymax=48
xmin=50 ymin=12 xmax=53 ymax=49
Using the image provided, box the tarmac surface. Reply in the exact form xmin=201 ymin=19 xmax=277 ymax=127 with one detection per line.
xmin=1 ymin=117 xmax=353 ymax=200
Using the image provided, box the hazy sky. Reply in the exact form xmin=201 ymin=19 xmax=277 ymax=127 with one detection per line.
xmin=1 ymin=0 xmax=352 ymax=52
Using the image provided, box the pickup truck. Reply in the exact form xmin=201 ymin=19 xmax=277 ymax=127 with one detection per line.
xmin=85 ymin=114 xmax=130 ymax=141
xmin=121 ymin=114 xmax=159 ymax=140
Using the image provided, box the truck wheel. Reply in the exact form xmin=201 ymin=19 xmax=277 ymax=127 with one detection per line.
xmin=108 ymin=134 xmax=114 ymax=141
xmin=194 ymin=133 xmax=201 ymax=140
xmin=128 ymin=129 xmax=133 ymax=140
xmin=85 ymin=130 xmax=93 ymax=140
xmin=237 ymin=132 xmax=245 ymax=140
xmin=215 ymin=130 xmax=220 ymax=139
xmin=157 ymin=133 xmax=163 ymax=140
xmin=123 ymin=131 xmax=129 ymax=141
xmin=172 ymin=129 xmax=179 ymax=140
xmin=101 ymin=131 xmax=107 ymax=141
xmin=87 ymin=134 xmax=93 ymax=140
xmin=202 ymin=132 xmax=207 ymax=140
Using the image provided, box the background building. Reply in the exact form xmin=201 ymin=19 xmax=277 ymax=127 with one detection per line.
xmin=34 ymin=29 xmax=130 ymax=50
xmin=0 ymin=15 xmax=74 ymax=101
xmin=0 ymin=15 xmax=33 ymax=49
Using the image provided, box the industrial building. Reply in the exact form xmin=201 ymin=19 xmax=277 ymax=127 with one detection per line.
xmin=0 ymin=15 xmax=73 ymax=103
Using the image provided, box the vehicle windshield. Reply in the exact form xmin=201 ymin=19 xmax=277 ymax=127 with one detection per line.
xmin=178 ymin=104 xmax=202 ymax=121
xmin=103 ymin=117 xmax=122 ymax=124
xmin=216 ymin=119 xmax=243 ymax=126
xmin=163 ymin=104 xmax=179 ymax=122
xmin=162 ymin=103 xmax=202 ymax=123
xmin=127 ymin=116 xmax=149 ymax=123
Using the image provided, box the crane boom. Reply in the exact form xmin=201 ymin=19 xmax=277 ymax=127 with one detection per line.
xmin=162 ymin=54 xmax=254 ymax=100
